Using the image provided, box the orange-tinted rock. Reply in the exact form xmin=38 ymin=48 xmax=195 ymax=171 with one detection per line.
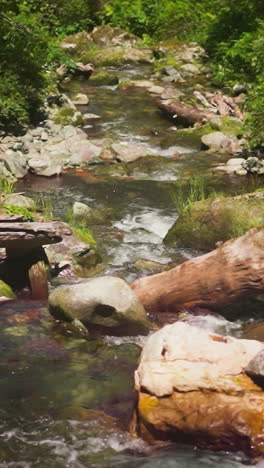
xmin=134 ymin=322 xmax=264 ymax=456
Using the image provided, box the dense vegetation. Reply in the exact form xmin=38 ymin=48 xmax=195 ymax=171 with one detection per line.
xmin=1 ymin=0 xmax=264 ymax=146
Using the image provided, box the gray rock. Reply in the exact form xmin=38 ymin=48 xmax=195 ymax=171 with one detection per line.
xmin=72 ymin=202 xmax=111 ymax=225
xmin=69 ymin=142 xmax=102 ymax=166
xmin=71 ymin=93 xmax=89 ymax=105
xmin=83 ymin=113 xmax=101 ymax=121
xmin=40 ymin=131 xmax=49 ymax=141
xmin=3 ymin=154 xmax=27 ymax=179
xmin=4 ymin=193 xmax=36 ymax=210
xmin=245 ymin=349 xmax=264 ymax=387
xmin=28 ymin=156 xmax=62 ymax=177
xmin=48 ymin=276 xmax=151 ymax=333
xmin=111 ymin=142 xmax=152 ymax=163
xmin=180 ymin=63 xmax=200 ymax=74
xmin=63 ymin=125 xmax=81 ymax=140
xmin=72 ymin=202 xmax=91 ymax=222
xmin=163 ymin=66 xmax=179 ymax=77
xmin=201 ymin=132 xmax=241 ymax=153
xmin=30 ymin=127 xmax=43 ymax=138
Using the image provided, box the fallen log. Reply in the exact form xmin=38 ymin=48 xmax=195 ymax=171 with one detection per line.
xmin=157 ymin=99 xmax=216 ymax=126
xmin=131 ymin=227 xmax=264 ymax=313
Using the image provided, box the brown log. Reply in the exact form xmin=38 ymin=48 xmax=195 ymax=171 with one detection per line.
xmin=28 ymin=260 xmax=49 ymax=300
xmin=130 ymin=227 xmax=264 ymax=313
xmin=157 ymin=99 xmax=216 ymax=126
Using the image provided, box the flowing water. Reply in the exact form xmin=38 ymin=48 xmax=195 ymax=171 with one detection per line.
xmin=3 ymin=64 xmax=264 ymax=466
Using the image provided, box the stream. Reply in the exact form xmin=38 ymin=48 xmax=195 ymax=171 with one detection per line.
xmin=1 ymin=63 xmax=263 ymax=467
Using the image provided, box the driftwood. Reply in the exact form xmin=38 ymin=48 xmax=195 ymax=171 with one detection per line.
xmin=157 ymin=99 xmax=216 ymax=126
xmin=209 ymin=92 xmax=244 ymax=119
xmin=158 ymin=90 xmax=243 ymax=126
xmin=131 ymin=227 xmax=264 ymax=313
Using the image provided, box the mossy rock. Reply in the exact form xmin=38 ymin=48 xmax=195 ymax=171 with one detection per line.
xmin=53 ymin=107 xmax=83 ymax=126
xmin=160 ymin=124 xmax=214 ymax=150
xmin=80 ymin=46 xmax=125 ymax=67
xmin=165 ymin=190 xmax=264 ymax=251
xmin=89 ymin=70 xmax=119 ymax=86
xmin=0 ymin=280 xmax=16 ymax=299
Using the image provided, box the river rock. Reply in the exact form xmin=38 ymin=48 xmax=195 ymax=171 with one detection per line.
xmin=71 ymin=94 xmax=89 ymax=105
xmin=134 ymin=322 xmax=264 ymax=455
xmin=44 ymin=224 xmax=99 ymax=273
xmin=201 ymin=132 xmax=241 ymax=154
xmin=180 ymin=63 xmax=200 ymax=74
xmin=2 ymin=154 xmax=27 ymax=179
xmin=68 ymin=141 xmax=102 ymax=165
xmin=48 ymin=276 xmax=150 ymax=334
xmin=72 ymin=202 xmax=91 ymax=222
xmin=245 ymin=349 xmax=264 ymax=387
xmin=111 ymin=142 xmax=152 ymax=163
xmin=28 ymin=156 xmax=62 ymax=177
xmin=3 ymin=194 xmax=36 ymax=210
xmin=72 ymin=202 xmax=111 ymax=225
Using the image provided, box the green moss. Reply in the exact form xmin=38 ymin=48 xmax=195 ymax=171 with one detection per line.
xmin=3 ymin=204 xmax=36 ymax=221
xmin=154 ymin=56 xmax=181 ymax=73
xmin=0 ymin=280 xmax=16 ymax=299
xmin=53 ymin=107 xmax=83 ymax=126
xmin=160 ymin=123 xmax=214 ymax=149
xmin=212 ymin=116 xmax=244 ymax=137
xmin=72 ymin=226 xmax=97 ymax=248
xmin=80 ymin=47 xmax=125 ymax=67
xmin=0 ymin=179 xmax=14 ymax=195
xmin=165 ymin=190 xmax=264 ymax=251
xmin=89 ymin=69 xmax=118 ymax=86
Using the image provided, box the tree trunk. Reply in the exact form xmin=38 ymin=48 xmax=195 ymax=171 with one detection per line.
xmin=130 ymin=228 xmax=264 ymax=313
xmin=157 ymin=99 xmax=216 ymax=126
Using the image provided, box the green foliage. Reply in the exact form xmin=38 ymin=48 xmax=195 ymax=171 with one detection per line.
xmin=246 ymin=79 xmax=264 ymax=148
xmin=172 ymin=176 xmax=206 ymax=214
xmin=0 ymin=0 xmax=101 ymax=132
xmin=100 ymin=0 xmax=206 ymax=39
xmin=2 ymin=204 xmax=35 ymax=221
xmin=66 ymin=208 xmax=97 ymax=248
xmin=0 ymin=4 xmax=57 ymax=131
xmin=72 ymin=226 xmax=97 ymax=248
xmin=0 ymin=179 xmax=14 ymax=195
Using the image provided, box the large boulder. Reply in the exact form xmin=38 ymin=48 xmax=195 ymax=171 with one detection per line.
xmin=48 ymin=276 xmax=151 ymax=334
xmin=134 ymin=322 xmax=264 ymax=456
xmin=111 ymin=142 xmax=154 ymax=163
xmin=165 ymin=190 xmax=264 ymax=250
xmin=201 ymin=131 xmax=242 ymax=154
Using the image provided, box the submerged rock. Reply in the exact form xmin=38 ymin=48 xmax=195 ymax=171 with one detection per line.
xmin=48 ymin=276 xmax=151 ymax=334
xmin=134 ymin=321 xmax=264 ymax=456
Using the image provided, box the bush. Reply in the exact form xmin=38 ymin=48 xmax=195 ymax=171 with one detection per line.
xmin=0 ymin=0 xmax=99 ymax=132
xmin=0 ymin=5 xmax=56 ymax=131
